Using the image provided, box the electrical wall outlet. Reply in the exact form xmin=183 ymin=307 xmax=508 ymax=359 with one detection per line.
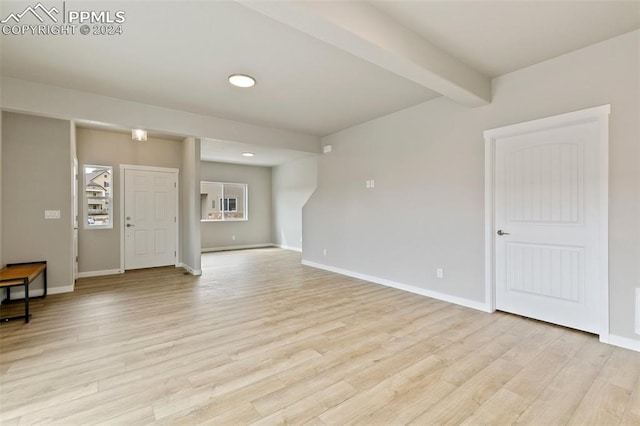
xmin=436 ymin=268 xmax=444 ymax=279
xmin=231 ymin=235 xmax=236 ymax=241
xmin=323 ymin=248 xmax=327 ymax=256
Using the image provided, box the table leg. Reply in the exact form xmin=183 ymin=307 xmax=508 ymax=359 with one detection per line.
xmin=43 ymin=265 xmax=47 ymax=297
xmin=24 ymin=278 xmax=29 ymax=323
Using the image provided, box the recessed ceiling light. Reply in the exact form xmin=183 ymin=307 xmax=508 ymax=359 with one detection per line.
xmin=229 ymin=74 xmax=256 ymax=88
xmin=131 ymin=129 xmax=147 ymax=141
xmin=242 ymin=152 xmax=255 ymax=157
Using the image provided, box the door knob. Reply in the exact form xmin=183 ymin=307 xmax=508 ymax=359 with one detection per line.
xmin=126 ymin=224 xmax=134 ymax=227
xmin=497 ymin=229 xmax=510 ymax=236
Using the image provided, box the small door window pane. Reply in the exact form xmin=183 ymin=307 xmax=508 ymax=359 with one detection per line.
xmin=84 ymin=165 xmax=113 ymax=229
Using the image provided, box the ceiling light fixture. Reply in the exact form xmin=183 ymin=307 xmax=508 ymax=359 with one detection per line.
xmin=242 ymin=152 xmax=255 ymax=157
xmin=132 ymin=129 xmax=147 ymax=141
xmin=229 ymin=74 xmax=256 ymax=88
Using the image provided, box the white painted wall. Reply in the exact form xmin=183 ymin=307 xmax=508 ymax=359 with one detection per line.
xmin=272 ymin=156 xmax=318 ymax=251
xmin=181 ymin=137 xmax=202 ymax=275
xmin=200 ymin=162 xmax=272 ymax=251
xmin=303 ymin=30 xmax=640 ymax=342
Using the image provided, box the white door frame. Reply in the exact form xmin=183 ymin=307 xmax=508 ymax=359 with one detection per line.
xmin=119 ymin=164 xmax=180 ymax=272
xmin=72 ymin=157 xmax=78 ymax=283
xmin=483 ymin=105 xmax=610 ymax=342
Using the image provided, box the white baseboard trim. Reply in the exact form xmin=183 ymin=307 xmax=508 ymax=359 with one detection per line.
xmin=77 ymin=269 xmax=122 ymax=278
xmin=606 ymin=334 xmax=640 ymax=352
xmin=301 ymin=260 xmax=490 ymax=313
xmin=6 ymin=284 xmax=75 ymax=300
xmin=179 ymin=263 xmax=202 ymax=276
xmin=202 ymin=243 xmax=275 ymax=253
xmin=276 ymin=244 xmax=302 ymax=253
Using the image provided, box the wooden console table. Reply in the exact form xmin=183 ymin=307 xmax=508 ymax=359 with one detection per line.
xmin=0 ymin=261 xmax=47 ymax=323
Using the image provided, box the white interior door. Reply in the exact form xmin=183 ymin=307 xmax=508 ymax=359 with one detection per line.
xmin=124 ymin=169 xmax=177 ymax=270
xmin=494 ymin=121 xmax=601 ymax=333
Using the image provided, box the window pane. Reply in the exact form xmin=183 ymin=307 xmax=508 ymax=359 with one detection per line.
xmin=200 ymin=181 xmax=223 ymax=220
xmin=85 ymin=165 xmax=113 ymax=228
xmin=223 ymin=184 xmax=245 ymax=220
xmin=200 ymin=181 xmax=247 ymax=221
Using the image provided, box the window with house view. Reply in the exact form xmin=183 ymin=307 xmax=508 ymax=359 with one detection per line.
xmin=84 ymin=165 xmax=113 ymax=228
xmin=200 ymin=181 xmax=248 ymax=221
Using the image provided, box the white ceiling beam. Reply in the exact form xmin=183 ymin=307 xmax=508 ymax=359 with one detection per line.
xmin=238 ymin=1 xmax=491 ymax=106
xmin=1 ymin=77 xmax=321 ymax=153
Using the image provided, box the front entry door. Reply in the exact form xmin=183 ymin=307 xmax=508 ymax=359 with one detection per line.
xmin=124 ymin=168 xmax=177 ymax=270
xmin=494 ymin=119 xmax=603 ymax=334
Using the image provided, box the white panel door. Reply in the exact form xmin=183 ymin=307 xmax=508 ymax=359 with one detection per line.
xmin=124 ymin=169 xmax=176 ymax=270
xmin=495 ymin=121 xmax=600 ymax=333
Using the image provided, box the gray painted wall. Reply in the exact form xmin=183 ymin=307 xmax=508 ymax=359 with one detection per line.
xmin=200 ymin=162 xmax=272 ymax=250
xmin=0 ymin=113 xmax=3 ymax=269
xmin=2 ymin=112 xmax=73 ymax=292
xmin=303 ymin=30 xmax=640 ymax=340
xmin=272 ymin=156 xmax=318 ymax=251
xmin=76 ymin=127 xmax=183 ymax=273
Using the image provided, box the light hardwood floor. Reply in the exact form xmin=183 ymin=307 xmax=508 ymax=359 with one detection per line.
xmin=1 ymin=248 xmax=639 ymax=425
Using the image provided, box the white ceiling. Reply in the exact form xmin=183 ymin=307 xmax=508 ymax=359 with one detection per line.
xmin=0 ymin=1 xmax=439 ymax=137
xmin=372 ymin=0 xmax=640 ymax=77
xmin=1 ymin=1 xmax=639 ymax=166
xmin=75 ymin=120 xmax=185 ymax=142
xmin=201 ymin=138 xmax=315 ymax=167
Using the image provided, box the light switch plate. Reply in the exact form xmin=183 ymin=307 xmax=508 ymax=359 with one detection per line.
xmin=44 ymin=210 xmax=61 ymax=219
